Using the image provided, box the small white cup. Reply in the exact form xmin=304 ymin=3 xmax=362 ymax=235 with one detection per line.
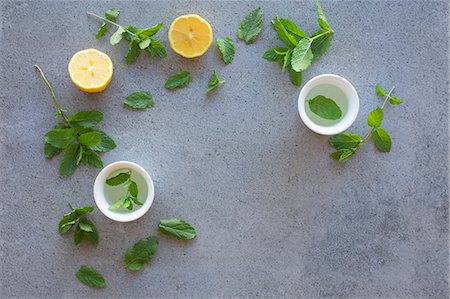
xmin=298 ymin=74 xmax=359 ymax=135
xmin=93 ymin=161 xmax=155 ymax=222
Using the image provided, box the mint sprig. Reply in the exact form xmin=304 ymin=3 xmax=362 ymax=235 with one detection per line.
xmin=58 ymin=203 xmax=99 ymax=246
xmin=95 ymin=8 xmax=120 ymax=39
xmin=329 ymin=84 xmax=404 ymax=162
xmin=106 ymin=170 xmax=143 ymax=211
xmin=35 ymin=65 xmax=116 ymax=176
xmin=206 ymin=69 xmax=225 ymax=94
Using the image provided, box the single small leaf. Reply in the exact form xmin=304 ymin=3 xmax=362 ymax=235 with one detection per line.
xmin=372 ymin=127 xmax=391 ymax=152
xmin=287 ymin=65 xmax=302 ymax=87
xmin=216 ymin=36 xmax=235 ymax=64
xmin=125 ymin=39 xmax=140 ymax=64
xmin=272 ymin=16 xmax=298 ymax=48
xmin=331 ymin=149 xmax=356 ymax=163
xmin=44 ymin=129 xmax=76 ymax=149
xmin=316 ymin=0 xmax=330 ymax=30
xmin=96 ymin=23 xmax=108 ymax=39
xmin=206 ymin=69 xmax=225 ymax=94
xmin=158 ymin=218 xmax=197 ymax=240
xmin=145 ymin=39 xmax=167 ymax=58
xmin=329 ymin=133 xmax=361 ymax=150
xmin=68 ymin=110 xmax=103 ymax=128
xmin=282 ymin=49 xmax=292 ymax=72
xmin=376 ymin=84 xmax=386 ymax=96
xmin=367 ymin=107 xmax=384 ymax=127
xmin=74 ymin=206 xmax=94 ymax=216
xmin=128 ymin=181 xmax=138 ymax=198
xmin=59 ymin=144 xmax=81 ymax=176
xmin=106 ymin=171 xmax=130 ymax=186
xmin=44 ymin=142 xmax=62 ymax=158
xmin=124 ymin=236 xmax=159 ymax=271
xmin=78 ymin=131 xmax=102 ymax=147
xmin=110 ymin=27 xmax=125 ymax=45
xmin=238 ymin=7 xmax=264 ymax=44
xmin=389 ymin=96 xmax=403 ymax=105
xmin=311 ymin=29 xmax=333 ymax=60
xmin=291 ymin=38 xmax=313 ymax=72
xmin=81 ymin=150 xmax=103 ymax=169
xmin=123 ymin=91 xmax=154 ymax=109
xmin=139 ymin=38 xmax=151 ymax=49
xmin=308 ymin=95 xmax=342 ymax=120
xmin=137 ymin=23 xmax=163 ymax=38
xmin=278 ymin=18 xmax=306 ymax=40
xmin=165 ymin=71 xmax=192 ymax=90
xmin=262 ymin=46 xmax=289 ymax=61
xmin=109 ymin=197 xmax=127 ymax=210
xmin=105 ymin=8 xmax=120 ymax=20
xmin=76 ymin=265 xmax=106 ymax=289
xmin=74 ymin=218 xmax=99 ymax=245
xmin=79 ymin=222 xmax=93 ymax=232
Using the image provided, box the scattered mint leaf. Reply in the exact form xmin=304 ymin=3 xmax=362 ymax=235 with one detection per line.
xmin=165 ymin=71 xmax=192 ymax=90
xmin=376 ymin=84 xmax=386 ymax=96
xmin=158 ymin=218 xmax=197 ymax=240
xmin=44 ymin=129 xmax=76 ymax=149
xmin=206 ymin=69 xmax=225 ymax=94
xmin=125 ymin=39 xmax=140 ymax=64
xmin=68 ymin=110 xmax=104 ymax=129
xmin=123 ymin=91 xmax=154 ymax=109
xmin=106 ymin=171 xmax=130 ymax=186
xmin=78 ymin=131 xmax=102 ymax=147
xmin=389 ymin=96 xmax=403 ymax=105
xmin=216 ymin=36 xmax=235 ymax=64
xmin=74 ymin=218 xmax=99 ymax=245
xmin=124 ymin=236 xmax=159 ymax=271
xmin=59 ymin=144 xmax=81 ymax=176
xmin=329 ymin=133 xmax=361 ymax=150
xmin=238 ymin=7 xmax=264 ymax=44
xmin=272 ymin=16 xmax=298 ymax=48
xmin=76 ymin=265 xmax=106 ymax=288
xmin=372 ymin=127 xmax=391 ymax=152
xmin=291 ymin=38 xmax=313 ymax=72
xmin=308 ymin=95 xmax=342 ymax=120
xmin=315 ymin=0 xmax=330 ymax=30
xmin=367 ymin=107 xmax=383 ymax=127
xmin=262 ymin=46 xmax=289 ymax=61
xmin=287 ymin=65 xmax=302 ymax=87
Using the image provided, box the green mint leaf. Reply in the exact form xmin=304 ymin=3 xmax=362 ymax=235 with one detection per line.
xmin=311 ymin=29 xmax=333 ymax=61
xmin=136 ymin=22 xmax=163 ymax=38
xmin=106 ymin=171 xmax=130 ymax=186
xmin=96 ymin=23 xmax=108 ymax=39
xmin=87 ymin=130 xmax=116 ymax=152
xmin=68 ymin=110 xmax=103 ymax=128
xmin=238 ymin=7 xmax=264 ymax=44
xmin=54 ymin=123 xmax=69 ymax=129
xmin=110 ymin=27 xmax=125 ymax=45
xmin=272 ymin=16 xmax=298 ymax=48
xmin=78 ymin=222 xmax=93 ymax=232
xmin=44 ymin=142 xmax=62 ymax=158
xmin=262 ymin=46 xmax=289 ymax=61
xmin=216 ymin=36 xmax=235 ymax=64
xmin=206 ymin=69 xmax=225 ymax=93
xmin=78 ymin=131 xmax=102 ymax=147
xmin=287 ymin=65 xmax=302 ymax=87
xmin=44 ymin=129 xmax=76 ymax=149
xmin=139 ymin=38 xmax=151 ymax=49
xmin=105 ymin=8 xmax=120 ymax=20
xmin=372 ymin=127 xmax=391 ymax=152
xmin=158 ymin=218 xmax=197 ymax=240
xmin=109 ymin=196 xmax=127 ymax=210
xmin=278 ymin=18 xmax=306 ymax=40
xmin=130 ymin=196 xmax=143 ymax=206
xmin=308 ymin=95 xmax=342 ymax=120
xmin=316 ymin=0 xmax=330 ymax=30
xmin=76 ymin=265 xmax=106 ymax=289
xmin=376 ymin=84 xmax=386 ymax=96
xmin=128 ymin=181 xmax=138 ymax=198
xmin=331 ymin=148 xmax=356 ymax=163
xmin=329 ymin=133 xmax=361 ymax=150
xmin=145 ymin=39 xmax=167 ymax=58
xmin=291 ymin=38 xmax=313 ymax=72
xmin=389 ymin=96 xmax=403 ymax=105
xmin=74 ymin=218 xmax=99 ymax=245
xmin=367 ymin=107 xmax=384 ymax=127
xmin=123 ymin=91 xmax=154 ymax=109
xmin=282 ymin=49 xmax=292 ymax=72
xmin=59 ymin=212 xmax=79 ymax=234
xmin=165 ymin=71 xmax=192 ymax=90
xmin=123 ymin=197 xmax=133 ymax=210
xmin=59 ymin=144 xmax=81 ymax=176
xmin=74 ymin=206 xmax=94 ymax=216
xmin=121 ymin=25 xmax=138 ymax=41
xmin=124 ymin=236 xmax=159 ymax=271
xmin=81 ymin=150 xmax=103 ymax=169
xmin=125 ymin=39 xmax=140 ymax=64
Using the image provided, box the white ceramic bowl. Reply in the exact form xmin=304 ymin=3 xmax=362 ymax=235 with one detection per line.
xmin=298 ymin=74 xmax=359 ymax=135
xmin=93 ymin=161 xmax=155 ymax=222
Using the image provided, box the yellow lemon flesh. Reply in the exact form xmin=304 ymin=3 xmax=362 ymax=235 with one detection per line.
xmin=168 ymin=14 xmax=213 ymax=58
xmin=68 ymin=49 xmax=113 ymax=93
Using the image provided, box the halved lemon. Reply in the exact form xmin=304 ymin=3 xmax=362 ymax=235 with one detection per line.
xmin=168 ymin=14 xmax=213 ymax=58
xmin=68 ymin=48 xmax=113 ymax=93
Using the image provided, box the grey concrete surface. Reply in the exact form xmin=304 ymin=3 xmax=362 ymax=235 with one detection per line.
xmin=0 ymin=0 xmax=448 ymax=298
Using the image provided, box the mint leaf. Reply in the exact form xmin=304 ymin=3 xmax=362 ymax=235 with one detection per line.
xmin=125 ymin=39 xmax=140 ymax=64
xmin=367 ymin=107 xmax=383 ymax=127
xmin=68 ymin=110 xmax=103 ymax=128
xmin=130 ymin=196 xmax=143 ymax=206
xmin=123 ymin=91 xmax=154 ymax=109
xmin=158 ymin=218 xmax=197 ymax=240
xmin=389 ymin=96 xmax=403 ymax=105
xmin=291 ymin=38 xmax=313 ymax=72
xmin=279 ymin=18 xmax=306 ymax=40
xmin=145 ymin=39 xmax=167 ymax=58
xmin=78 ymin=131 xmax=102 ymax=147
xmin=206 ymin=69 xmax=225 ymax=93
xmin=123 ymin=197 xmax=133 ymax=210
xmin=81 ymin=150 xmax=103 ymax=168
xmin=372 ymin=127 xmax=391 ymax=152
xmin=96 ymin=8 xmax=120 ymax=39
xmin=316 ymin=0 xmax=330 ymax=30
xmin=96 ymin=24 xmax=108 ymax=39
xmin=376 ymin=84 xmax=386 ymax=96
xmin=165 ymin=71 xmax=192 ymax=90
xmin=59 ymin=144 xmax=81 ymax=176
xmin=59 ymin=212 xmax=79 ymax=234
xmin=76 ymin=265 xmax=106 ymax=288
xmin=329 ymin=133 xmax=361 ymax=150
xmin=263 ymin=46 xmax=289 ymax=61
xmin=272 ymin=16 xmax=298 ymax=48
xmin=74 ymin=206 xmax=94 ymax=216
xmin=109 ymin=196 xmax=127 ymax=210
xmin=137 ymin=23 xmax=163 ymax=38
xmin=44 ymin=129 xmax=76 ymax=149
xmin=79 ymin=222 xmax=93 ymax=232
xmin=106 ymin=171 xmax=130 ymax=186
xmin=87 ymin=130 xmax=116 ymax=152
xmin=124 ymin=236 xmax=159 ymax=271
xmin=287 ymin=65 xmax=302 ymax=87
xmin=110 ymin=27 xmax=125 ymax=45
xmin=128 ymin=181 xmax=138 ymax=198
xmin=216 ymin=36 xmax=235 ymax=64
xmin=74 ymin=218 xmax=99 ymax=245
xmin=139 ymin=38 xmax=151 ymax=49
xmin=311 ymin=29 xmax=333 ymax=60
xmin=238 ymin=7 xmax=264 ymax=44
xmin=308 ymin=95 xmax=342 ymax=120
xmin=44 ymin=142 xmax=62 ymax=158
xmin=331 ymin=148 xmax=356 ymax=163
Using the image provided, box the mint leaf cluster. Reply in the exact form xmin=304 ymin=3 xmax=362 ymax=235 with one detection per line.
xmin=59 ymin=203 xmax=99 ymax=245
xmin=263 ymin=0 xmax=333 ymax=86
xmin=329 ymin=84 xmax=404 ymax=162
xmin=106 ymin=170 xmax=143 ymax=211
xmin=36 ymin=65 xmax=116 ymax=176
xmin=88 ymin=10 xmax=167 ymax=64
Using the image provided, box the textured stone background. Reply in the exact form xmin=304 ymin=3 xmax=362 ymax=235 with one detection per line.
xmin=0 ymin=0 xmax=448 ymax=298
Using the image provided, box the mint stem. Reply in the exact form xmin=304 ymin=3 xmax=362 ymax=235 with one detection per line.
xmin=310 ymin=29 xmax=333 ymax=41
xmin=34 ymin=64 xmax=69 ymax=124
xmin=86 ymin=12 xmax=139 ymax=39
